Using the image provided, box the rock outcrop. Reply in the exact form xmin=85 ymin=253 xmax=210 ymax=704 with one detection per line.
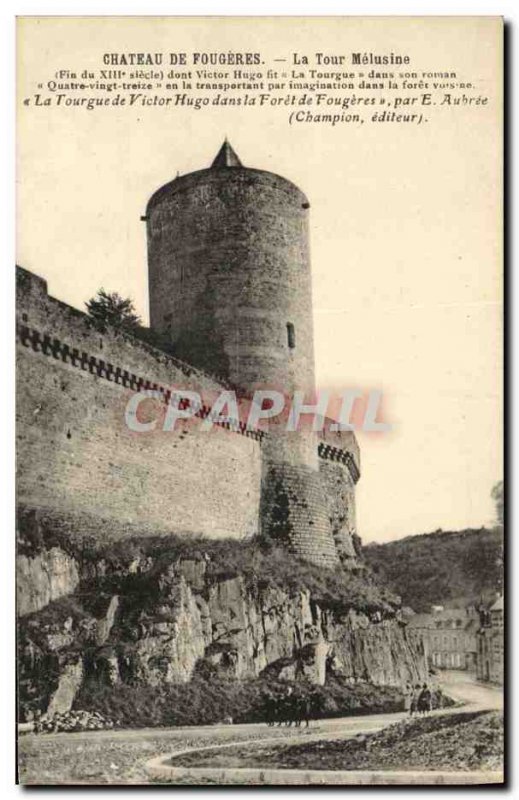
xmin=46 ymin=659 xmax=84 ymax=716
xmin=17 ymin=547 xmax=80 ymax=616
xmin=17 ymin=548 xmax=427 ymax=721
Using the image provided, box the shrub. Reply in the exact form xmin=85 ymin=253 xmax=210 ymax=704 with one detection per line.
xmin=74 ymin=669 xmax=405 ymax=729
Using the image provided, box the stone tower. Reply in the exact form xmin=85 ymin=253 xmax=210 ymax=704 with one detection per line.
xmin=146 ymin=139 xmax=315 ymax=394
xmin=145 ymin=142 xmax=340 ymax=567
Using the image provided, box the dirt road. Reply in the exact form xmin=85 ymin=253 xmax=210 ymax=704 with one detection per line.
xmin=18 ymin=671 xmax=502 ymax=784
xmin=437 ymin=669 xmax=502 ymax=710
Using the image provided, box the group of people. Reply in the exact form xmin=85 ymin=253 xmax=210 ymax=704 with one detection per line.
xmin=261 ymin=685 xmax=322 ymax=728
xmin=405 ymin=682 xmax=437 ymax=716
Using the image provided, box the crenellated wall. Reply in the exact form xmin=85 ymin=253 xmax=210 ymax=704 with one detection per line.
xmin=16 ymin=268 xmax=263 ymax=543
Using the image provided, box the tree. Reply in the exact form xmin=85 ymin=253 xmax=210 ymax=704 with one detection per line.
xmin=85 ymin=289 xmax=142 ymax=332
xmin=491 ymin=481 xmax=504 ymax=526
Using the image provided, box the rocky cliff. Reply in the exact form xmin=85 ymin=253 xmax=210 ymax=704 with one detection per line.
xmin=17 ymin=527 xmax=427 ymax=722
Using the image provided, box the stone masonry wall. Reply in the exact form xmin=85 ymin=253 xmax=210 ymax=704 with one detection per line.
xmin=16 ymin=268 xmax=262 ymax=543
xmin=260 ymin=464 xmax=339 ymax=568
xmin=319 ymin=459 xmax=357 ymax=562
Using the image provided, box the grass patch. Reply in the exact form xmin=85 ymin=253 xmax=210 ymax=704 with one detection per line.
xmin=18 ymin=504 xmax=398 ymax=617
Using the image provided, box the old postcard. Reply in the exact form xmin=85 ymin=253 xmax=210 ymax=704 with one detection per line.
xmin=16 ymin=16 xmax=503 ymax=785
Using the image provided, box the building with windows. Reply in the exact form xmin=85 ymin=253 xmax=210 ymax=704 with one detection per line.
xmin=407 ymin=605 xmax=479 ymax=671
xmin=476 ymin=595 xmax=504 ymax=685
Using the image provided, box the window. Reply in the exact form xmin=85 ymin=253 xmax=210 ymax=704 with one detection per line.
xmin=287 ymin=322 xmax=296 ymax=349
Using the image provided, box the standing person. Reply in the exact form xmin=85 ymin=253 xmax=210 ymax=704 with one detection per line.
xmin=431 ymin=684 xmax=442 ymax=711
xmin=418 ymin=683 xmax=432 ymax=715
xmin=33 ymin=709 xmax=42 ymax=734
xmin=411 ymin=683 xmax=421 ymax=716
xmin=404 ymin=683 xmax=414 ymax=716
xmin=410 ymin=684 xmax=421 ymax=716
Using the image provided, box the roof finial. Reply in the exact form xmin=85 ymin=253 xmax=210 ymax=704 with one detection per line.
xmin=211 ymin=140 xmax=242 ymax=168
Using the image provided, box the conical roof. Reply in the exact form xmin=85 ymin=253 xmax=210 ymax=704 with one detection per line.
xmin=211 ymin=139 xmax=243 ymax=168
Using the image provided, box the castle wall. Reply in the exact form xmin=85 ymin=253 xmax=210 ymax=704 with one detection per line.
xmin=16 ymin=267 xmax=361 ymax=566
xmin=16 ymin=269 xmax=262 ymax=542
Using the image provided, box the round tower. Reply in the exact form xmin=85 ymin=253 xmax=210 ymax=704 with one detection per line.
xmin=145 ymin=142 xmax=339 ymax=568
xmin=146 ymin=140 xmax=315 ymax=394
